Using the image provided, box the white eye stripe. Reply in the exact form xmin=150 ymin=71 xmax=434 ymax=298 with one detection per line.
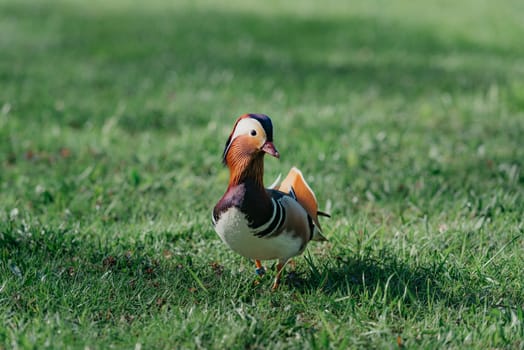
xmin=231 ymin=118 xmax=266 ymax=141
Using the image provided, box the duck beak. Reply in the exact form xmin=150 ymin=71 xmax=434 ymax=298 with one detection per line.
xmin=261 ymin=141 xmax=280 ymax=158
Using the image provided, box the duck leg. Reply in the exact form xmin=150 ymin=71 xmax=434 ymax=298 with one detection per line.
xmin=271 ymin=259 xmax=287 ymax=290
xmin=255 ymin=259 xmax=265 ymax=276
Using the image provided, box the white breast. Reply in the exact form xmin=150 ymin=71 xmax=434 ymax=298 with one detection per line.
xmin=213 ymin=207 xmax=302 ymax=261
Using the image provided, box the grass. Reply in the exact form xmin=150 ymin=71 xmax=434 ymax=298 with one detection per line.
xmin=1 ymin=0 xmax=523 ymax=348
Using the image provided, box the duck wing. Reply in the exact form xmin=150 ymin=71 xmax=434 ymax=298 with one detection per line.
xmin=275 ymin=167 xmax=329 ymax=239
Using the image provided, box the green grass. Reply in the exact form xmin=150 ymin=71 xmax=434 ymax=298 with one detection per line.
xmin=1 ymin=0 xmax=523 ymax=348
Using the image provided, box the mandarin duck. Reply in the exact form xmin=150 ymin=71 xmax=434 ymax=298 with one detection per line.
xmin=212 ymin=114 xmax=329 ymax=289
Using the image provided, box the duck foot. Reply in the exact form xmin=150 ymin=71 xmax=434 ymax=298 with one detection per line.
xmin=255 ymin=259 xmax=266 ymax=276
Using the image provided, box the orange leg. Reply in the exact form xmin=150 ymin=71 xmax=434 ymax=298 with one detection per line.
xmin=271 ymin=260 xmax=287 ymax=290
xmin=255 ymin=259 xmax=265 ymax=276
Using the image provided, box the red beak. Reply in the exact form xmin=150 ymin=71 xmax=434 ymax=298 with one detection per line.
xmin=261 ymin=141 xmax=280 ymax=158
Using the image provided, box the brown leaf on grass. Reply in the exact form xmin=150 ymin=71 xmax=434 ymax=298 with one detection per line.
xmin=25 ymin=150 xmax=35 ymax=160
xmin=156 ymin=297 xmax=166 ymax=308
xmin=210 ymin=261 xmax=224 ymax=277
xmin=103 ymin=256 xmax=116 ymax=269
xmin=120 ymin=314 xmax=136 ymax=325
xmin=397 ymin=335 xmax=404 ymax=348
xmin=59 ymin=147 xmax=71 ymax=158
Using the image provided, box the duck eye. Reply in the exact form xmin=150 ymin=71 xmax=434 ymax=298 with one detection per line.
xmin=250 ymin=129 xmax=257 ymax=136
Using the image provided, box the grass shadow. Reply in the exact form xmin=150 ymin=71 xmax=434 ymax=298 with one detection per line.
xmin=287 ymin=247 xmax=501 ymax=309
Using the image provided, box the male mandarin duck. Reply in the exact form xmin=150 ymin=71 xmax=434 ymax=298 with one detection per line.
xmin=212 ymin=113 xmax=329 ymax=289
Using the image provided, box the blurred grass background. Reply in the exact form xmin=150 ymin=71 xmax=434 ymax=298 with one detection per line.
xmin=1 ymin=0 xmax=523 ymax=348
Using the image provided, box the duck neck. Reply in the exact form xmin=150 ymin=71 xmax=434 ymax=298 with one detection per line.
xmin=227 ymin=153 xmax=265 ymax=190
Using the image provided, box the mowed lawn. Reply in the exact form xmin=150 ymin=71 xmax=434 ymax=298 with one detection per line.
xmin=1 ymin=0 xmax=523 ymax=348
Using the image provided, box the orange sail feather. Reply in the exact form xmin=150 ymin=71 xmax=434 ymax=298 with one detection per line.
xmin=276 ymin=167 xmax=326 ymax=233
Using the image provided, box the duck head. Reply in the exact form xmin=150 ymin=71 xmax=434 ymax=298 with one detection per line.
xmin=222 ymin=114 xmax=279 ymax=186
